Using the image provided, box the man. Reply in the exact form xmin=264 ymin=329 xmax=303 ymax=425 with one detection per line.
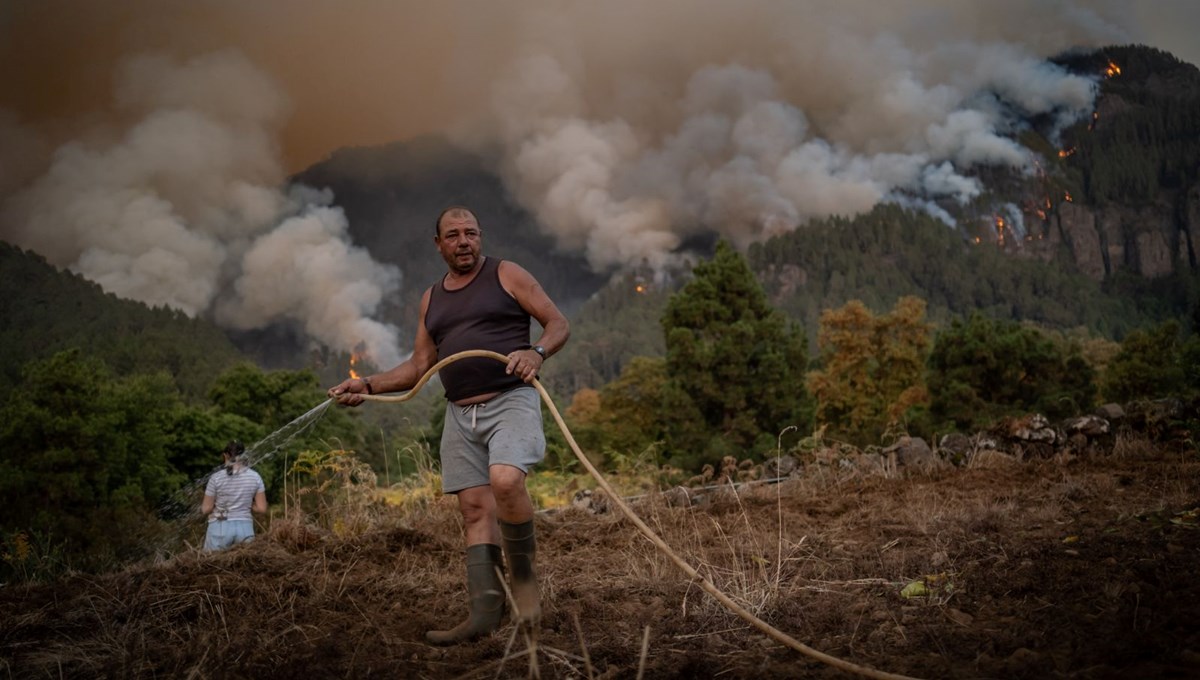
xmin=328 ymin=206 xmax=569 ymax=645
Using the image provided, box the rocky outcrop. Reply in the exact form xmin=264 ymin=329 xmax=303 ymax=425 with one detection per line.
xmin=1047 ymin=195 xmax=1189 ymax=281
xmin=1185 ymin=179 xmax=1200 ymax=268
xmin=1055 ymin=203 xmax=1106 ymax=279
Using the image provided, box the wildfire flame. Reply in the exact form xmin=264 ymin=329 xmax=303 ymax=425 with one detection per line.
xmin=349 ymin=352 xmax=361 ymax=380
xmin=1058 ymin=147 xmax=1076 ymax=158
xmin=1064 ymin=191 xmax=1073 ymax=203
xmin=635 ymin=284 xmax=645 ymax=294
xmin=1035 ymin=209 xmax=1047 ymax=220
xmin=994 ymin=216 xmax=1007 ymax=245
xmin=1105 ymin=61 xmax=1121 ymax=78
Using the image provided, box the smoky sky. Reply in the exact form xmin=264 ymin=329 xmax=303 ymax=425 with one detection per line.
xmin=0 ymin=0 xmax=1195 ymax=360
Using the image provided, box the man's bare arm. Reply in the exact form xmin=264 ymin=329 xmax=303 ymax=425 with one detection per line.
xmin=499 ymin=261 xmax=570 ymax=382
xmin=327 ymin=288 xmax=439 ymax=406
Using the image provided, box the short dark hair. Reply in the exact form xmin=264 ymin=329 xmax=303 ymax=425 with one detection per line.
xmin=434 ymin=206 xmax=478 ymax=236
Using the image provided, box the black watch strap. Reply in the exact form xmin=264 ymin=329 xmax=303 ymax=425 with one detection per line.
xmin=532 ymin=345 xmax=546 ymax=358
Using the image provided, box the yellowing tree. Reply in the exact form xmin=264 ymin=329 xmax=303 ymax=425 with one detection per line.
xmin=806 ymin=296 xmax=931 ymax=444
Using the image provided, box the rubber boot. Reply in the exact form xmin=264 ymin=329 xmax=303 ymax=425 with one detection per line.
xmin=426 ymin=543 xmax=505 ymax=645
xmin=500 ymin=520 xmax=541 ymax=624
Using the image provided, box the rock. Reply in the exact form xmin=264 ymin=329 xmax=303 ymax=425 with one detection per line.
xmin=974 ymin=434 xmax=999 ymax=450
xmin=939 ymin=433 xmax=971 ymax=464
xmin=571 ymin=488 xmax=611 ymax=514
xmin=1057 ymin=202 xmax=1106 ymax=280
xmin=571 ymin=489 xmax=595 ymax=512
xmin=855 ymin=452 xmax=888 ymax=474
xmin=1062 ymin=415 xmax=1110 ymax=438
xmin=1005 ymin=414 xmax=1058 ymax=445
xmin=1094 ymin=403 xmax=1126 ymax=421
xmin=1134 ymin=228 xmax=1174 ymax=278
xmin=661 ymin=486 xmax=693 ymax=508
xmin=884 ymin=436 xmax=936 ymax=468
xmin=763 ymin=455 xmax=799 ymax=478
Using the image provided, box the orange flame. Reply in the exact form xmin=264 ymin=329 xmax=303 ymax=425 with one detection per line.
xmin=1058 ymin=147 xmax=1076 ymax=158
xmin=1035 ymin=209 xmax=1047 ymax=220
xmin=1064 ymin=191 xmax=1073 ymax=203
xmin=635 ymin=284 xmax=645 ymax=294
xmin=1105 ymin=61 xmax=1121 ymax=78
xmin=349 ymin=352 xmax=361 ymax=380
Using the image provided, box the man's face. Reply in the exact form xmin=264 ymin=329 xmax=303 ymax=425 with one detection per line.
xmin=435 ymin=211 xmax=483 ymax=274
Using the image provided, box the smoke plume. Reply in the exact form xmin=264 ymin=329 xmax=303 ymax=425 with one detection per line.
xmin=0 ymin=51 xmax=401 ymax=366
xmin=2 ymin=0 xmax=1196 ymax=355
xmin=451 ymin=1 xmax=1122 ymax=268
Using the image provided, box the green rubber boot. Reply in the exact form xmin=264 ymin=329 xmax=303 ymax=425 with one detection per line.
xmin=500 ymin=520 xmax=541 ymax=624
xmin=425 ymin=544 xmax=505 ymax=645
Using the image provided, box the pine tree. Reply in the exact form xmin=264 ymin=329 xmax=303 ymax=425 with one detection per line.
xmin=660 ymin=241 xmax=810 ymax=469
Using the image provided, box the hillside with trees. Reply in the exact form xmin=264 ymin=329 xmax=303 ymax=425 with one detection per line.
xmin=0 ymin=243 xmax=247 ymax=400
xmin=0 ymin=244 xmax=368 ymax=574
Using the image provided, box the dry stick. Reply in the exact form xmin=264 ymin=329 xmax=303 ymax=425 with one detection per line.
xmin=636 ymin=625 xmax=651 ymax=680
xmin=364 ymin=350 xmax=923 ymax=680
xmin=571 ymin=612 xmax=595 ymax=680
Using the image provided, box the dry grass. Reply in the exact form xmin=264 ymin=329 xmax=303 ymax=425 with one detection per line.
xmin=1 ymin=433 xmax=1198 ymax=678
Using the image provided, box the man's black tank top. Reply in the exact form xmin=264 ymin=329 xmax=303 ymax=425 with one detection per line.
xmin=425 ymin=257 xmax=531 ymax=401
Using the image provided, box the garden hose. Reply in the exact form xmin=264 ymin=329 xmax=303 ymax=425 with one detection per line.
xmin=363 ymin=349 xmax=921 ymax=680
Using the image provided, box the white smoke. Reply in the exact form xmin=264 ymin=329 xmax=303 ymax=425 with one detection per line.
xmin=450 ymin=0 xmax=1116 ymax=270
xmin=216 ymin=201 xmax=402 ymax=367
xmin=0 ymin=51 xmax=401 ymax=366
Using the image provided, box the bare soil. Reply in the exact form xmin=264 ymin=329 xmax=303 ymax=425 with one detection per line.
xmin=2 ymin=441 xmax=1198 ymax=679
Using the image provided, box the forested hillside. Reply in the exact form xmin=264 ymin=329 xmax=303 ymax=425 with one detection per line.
xmin=751 ymin=205 xmax=1199 ymax=340
xmin=1058 ymin=45 xmax=1200 ymax=207
xmin=0 ymin=243 xmax=247 ymax=400
xmin=545 ymin=203 xmax=1199 ymax=394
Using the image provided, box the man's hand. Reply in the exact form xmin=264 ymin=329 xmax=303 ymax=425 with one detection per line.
xmin=506 ymin=349 xmax=544 ymax=383
xmin=327 ymin=378 xmax=369 ymax=406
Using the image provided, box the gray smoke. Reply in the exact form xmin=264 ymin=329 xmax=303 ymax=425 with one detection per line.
xmin=0 ymin=51 xmax=401 ymax=366
xmin=3 ymin=0 xmax=1193 ymax=360
xmin=449 ymin=0 xmax=1126 ymax=269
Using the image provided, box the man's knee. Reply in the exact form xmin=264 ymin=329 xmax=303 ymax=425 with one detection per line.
xmin=489 ymin=464 xmax=527 ymax=499
xmin=457 ymin=487 xmax=496 ymax=523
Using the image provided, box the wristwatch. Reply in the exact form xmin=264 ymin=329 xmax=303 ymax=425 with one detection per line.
xmin=532 ymin=345 xmax=546 ymax=358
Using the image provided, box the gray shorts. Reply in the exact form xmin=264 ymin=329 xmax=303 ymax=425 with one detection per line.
xmin=439 ymin=386 xmax=546 ymax=493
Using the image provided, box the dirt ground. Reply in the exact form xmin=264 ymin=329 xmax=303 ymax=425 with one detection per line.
xmin=2 ymin=438 xmax=1198 ymax=679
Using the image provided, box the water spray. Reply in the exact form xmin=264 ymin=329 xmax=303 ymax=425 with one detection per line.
xmin=155 ymin=399 xmax=335 ymax=549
